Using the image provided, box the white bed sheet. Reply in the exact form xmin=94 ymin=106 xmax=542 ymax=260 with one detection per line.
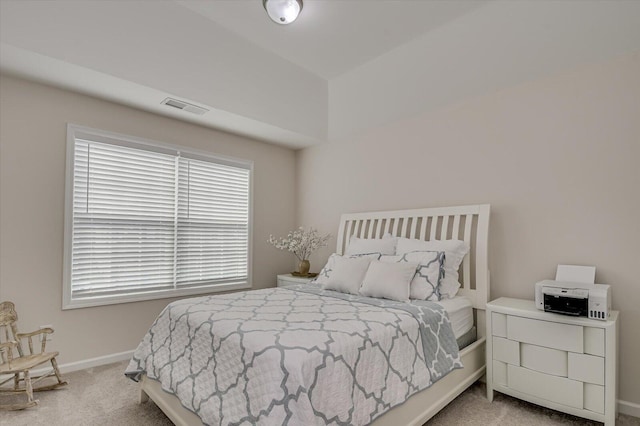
xmin=435 ymin=296 xmax=473 ymax=339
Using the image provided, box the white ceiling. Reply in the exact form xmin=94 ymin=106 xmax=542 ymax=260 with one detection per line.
xmin=176 ymin=0 xmax=487 ymax=79
xmin=1 ymin=1 xmax=639 ymax=148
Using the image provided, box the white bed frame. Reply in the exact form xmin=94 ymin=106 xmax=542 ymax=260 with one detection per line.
xmin=139 ymin=204 xmax=491 ymax=426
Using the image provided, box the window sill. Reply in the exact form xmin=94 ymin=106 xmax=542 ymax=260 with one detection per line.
xmin=62 ymin=281 xmax=252 ymax=310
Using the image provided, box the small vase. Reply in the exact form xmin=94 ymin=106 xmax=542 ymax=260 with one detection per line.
xmin=298 ymin=259 xmax=310 ymax=276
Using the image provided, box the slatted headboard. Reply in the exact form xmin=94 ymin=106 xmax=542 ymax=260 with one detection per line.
xmin=336 ymin=204 xmax=490 ymax=312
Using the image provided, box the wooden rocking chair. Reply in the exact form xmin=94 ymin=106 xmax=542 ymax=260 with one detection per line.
xmin=0 ymin=301 xmax=68 ymax=410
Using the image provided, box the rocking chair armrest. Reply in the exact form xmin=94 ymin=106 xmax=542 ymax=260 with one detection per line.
xmin=17 ymin=329 xmax=55 ymax=353
xmin=16 ymin=328 xmax=54 ymax=339
xmin=0 ymin=340 xmax=18 ymax=350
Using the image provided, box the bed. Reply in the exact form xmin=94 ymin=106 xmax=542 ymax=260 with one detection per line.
xmin=127 ymin=204 xmax=490 ymax=425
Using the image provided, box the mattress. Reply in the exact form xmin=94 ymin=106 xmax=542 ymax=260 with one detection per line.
xmin=436 ymin=295 xmax=474 ymax=339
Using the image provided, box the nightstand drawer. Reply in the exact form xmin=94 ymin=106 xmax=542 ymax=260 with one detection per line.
xmin=520 ymin=343 xmax=568 ymax=377
xmin=493 ymin=360 xmax=508 ymax=386
xmin=492 ymin=312 xmax=507 ymax=337
xmin=493 ymin=337 xmax=519 ymax=365
xmin=584 ymin=327 xmax=605 ymax=357
xmin=507 ymin=316 xmax=583 ymax=353
xmin=508 ymin=364 xmax=583 ymax=409
xmin=568 ymin=353 xmax=604 ymax=385
xmin=584 ymin=383 xmax=605 ymax=414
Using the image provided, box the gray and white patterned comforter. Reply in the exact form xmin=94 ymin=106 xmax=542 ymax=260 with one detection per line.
xmin=125 ymin=284 xmax=462 ymax=426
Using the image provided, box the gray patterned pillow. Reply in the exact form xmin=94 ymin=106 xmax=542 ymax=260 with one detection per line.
xmin=396 ymin=238 xmax=469 ymax=299
xmin=312 ymin=252 xmax=381 ymax=286
xmin=380 ymin=251 xmax=445 ymax=301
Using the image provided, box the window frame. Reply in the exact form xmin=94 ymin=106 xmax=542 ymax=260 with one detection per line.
xmin=63 ymin=124 xmax=253 ymax=310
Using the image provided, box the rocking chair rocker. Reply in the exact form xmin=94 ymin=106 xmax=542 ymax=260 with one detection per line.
xmin=0 ymin=301 xmax=68 ymax=410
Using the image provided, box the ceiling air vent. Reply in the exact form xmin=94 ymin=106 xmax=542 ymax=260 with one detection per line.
xmin=161 ymin=98 xmax=209 ymax=116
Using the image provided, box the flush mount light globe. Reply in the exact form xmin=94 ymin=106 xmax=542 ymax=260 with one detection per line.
xmin=263 ymin=0 xmax=303 ymax=25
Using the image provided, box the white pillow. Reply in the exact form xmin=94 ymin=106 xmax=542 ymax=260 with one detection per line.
xmin=313 ymin=253 xmax=381 ymax=286
xmin=322 ymin=256 xmax=373 ymax=295
xmin=359 ymin=260 xmax=419 ymax=302
xmin=380 ymin=251 xmax=444 ymax=300
xmin=345 ymin=234 xmax=397 ymax=256
xmin=395 ymin=238 xmax=469 ymax=299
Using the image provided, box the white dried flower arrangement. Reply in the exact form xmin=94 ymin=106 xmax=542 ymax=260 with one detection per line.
xmin=268 ymin=227 xmax=331 ymax=261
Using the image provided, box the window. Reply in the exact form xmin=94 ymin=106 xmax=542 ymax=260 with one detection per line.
xmin=63 ymin=124 xmax=252 ymax=309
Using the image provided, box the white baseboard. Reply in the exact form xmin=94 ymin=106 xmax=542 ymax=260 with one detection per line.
xmin=619 ymin=399 xmax=640 ymax=418
xmin=58 ymin=350 xmax=135 ymax=374
xmin=1 ymin=349 xmax=135 ymax=384
xmin=31 ymin=349 xmax=135 ymax=377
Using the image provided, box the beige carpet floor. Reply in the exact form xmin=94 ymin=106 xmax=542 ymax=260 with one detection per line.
xmin=1 ymin=361 xmax=638 ymax=426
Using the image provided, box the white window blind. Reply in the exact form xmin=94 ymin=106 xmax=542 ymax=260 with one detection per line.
xmin=64 ymin=125 xmax=252 ymax=309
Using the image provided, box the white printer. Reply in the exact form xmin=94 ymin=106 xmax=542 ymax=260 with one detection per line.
xmin=534 ymin=265 xmax=611 ymax=321
xmin=535 ymin=280 xmax=610 ymax=320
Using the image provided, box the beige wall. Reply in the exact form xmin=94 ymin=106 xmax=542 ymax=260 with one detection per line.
xmin=0 ymin=74 xmax=297 ymax=365
xmin=297 ymin=53 xmax=640 ymax=404
xmin=1 ymin=52 xmax=638 ymax=405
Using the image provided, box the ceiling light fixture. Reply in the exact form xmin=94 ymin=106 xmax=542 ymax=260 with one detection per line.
xmin=263 ymin=0 xmax=303 ymax=25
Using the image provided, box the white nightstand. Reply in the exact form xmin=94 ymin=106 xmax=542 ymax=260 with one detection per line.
xmin=486 ymin=297 xmax=618 ymax=426
xmin=277 ymin=274 xmax=315 ymax=287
